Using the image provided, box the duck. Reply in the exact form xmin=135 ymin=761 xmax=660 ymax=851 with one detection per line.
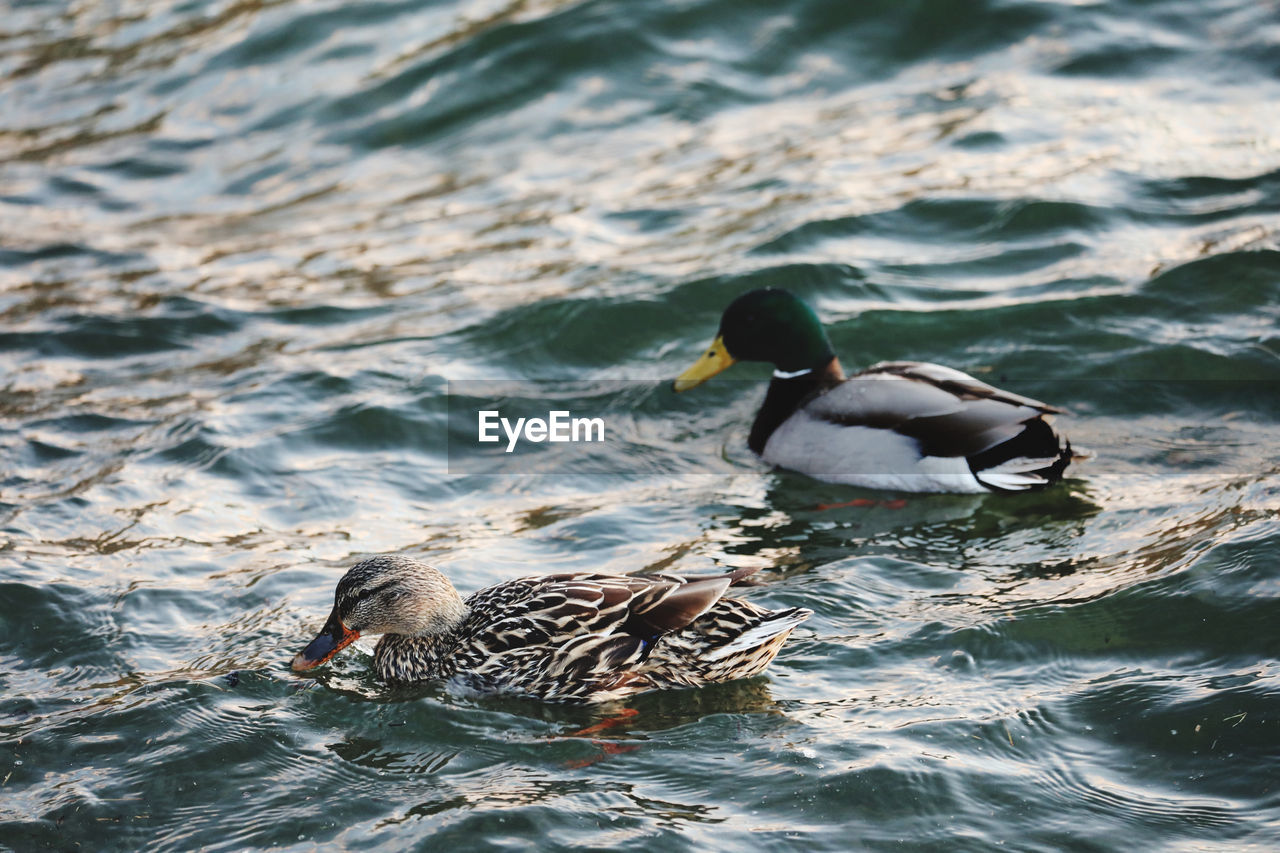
xmin=291 ymin=555 xmax=811 ymax=703
xmin=673 ymin=288 xmax=1075 ymax=493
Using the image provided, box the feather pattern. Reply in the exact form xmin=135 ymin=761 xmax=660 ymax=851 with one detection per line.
xmin=293 ymin=556 xmax=810 ymax=704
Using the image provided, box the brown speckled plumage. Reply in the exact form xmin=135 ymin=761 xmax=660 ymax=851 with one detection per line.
xmin=292 ymin=555 xmax=810 ymax=704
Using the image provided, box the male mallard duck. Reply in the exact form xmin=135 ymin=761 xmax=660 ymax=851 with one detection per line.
xmin=291 ymin=555 xmax=811 ymax=703
xmin=674 ymin=288 xmax=1074 ymax=493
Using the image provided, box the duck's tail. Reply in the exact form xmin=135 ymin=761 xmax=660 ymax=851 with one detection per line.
xmin=705 ymin=607 xmax=811 ymax=662
xmin=697 ymin=605 xmax=812 ymax=684
xmin=643 ymin=598 xmax=811 ymax=690
xmin=971 ymin=419 xmax=1075 ymax=492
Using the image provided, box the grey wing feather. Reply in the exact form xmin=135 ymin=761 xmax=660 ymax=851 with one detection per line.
xmin=859 ymin=361 xmax=1061 ymax=413
xmin=807 ymin=361 xmax=1058 ymax=459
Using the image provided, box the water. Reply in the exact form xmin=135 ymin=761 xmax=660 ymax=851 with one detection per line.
xmin=3 ymin=0 xmax=1279 ymax=849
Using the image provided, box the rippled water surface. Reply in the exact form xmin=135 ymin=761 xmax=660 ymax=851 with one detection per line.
xmin=3 ymin=0 xmax=1280 ymax=849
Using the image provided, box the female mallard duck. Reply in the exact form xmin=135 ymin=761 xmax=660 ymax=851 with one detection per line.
xmin=291 ymin=555 xmax=811 ymax=703
xmin=674 ymin=288 xmax=1075 ymax=493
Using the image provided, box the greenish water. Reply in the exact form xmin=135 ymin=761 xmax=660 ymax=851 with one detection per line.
xmin=3 ymin=0 xmax=1280 ymax=850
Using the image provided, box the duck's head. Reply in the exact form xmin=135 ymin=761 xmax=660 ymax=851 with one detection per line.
xmin=290 ymin=556 xmax=468 ymax=672
xmin=674 ymin=288 xmax=835 ymax=391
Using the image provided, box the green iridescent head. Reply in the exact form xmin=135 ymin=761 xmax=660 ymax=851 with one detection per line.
xmin=674 ymin=289 xmax=835 ymax=390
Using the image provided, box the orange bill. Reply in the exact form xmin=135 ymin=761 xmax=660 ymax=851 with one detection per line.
xmin=291 ymin=609 xmax=360 ymax=672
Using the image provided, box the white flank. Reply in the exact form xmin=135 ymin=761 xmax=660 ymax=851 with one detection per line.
xmin=763 ymin=419 xmax=988 ymax=493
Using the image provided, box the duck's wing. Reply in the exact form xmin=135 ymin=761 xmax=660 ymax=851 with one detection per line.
xmin=857 ymin=361 xmax=1062 ymax=413
xmin=458 ymin=570 xmax=751 ymax=701
xmin=806 ymin=360 xmax=1060 ymax=459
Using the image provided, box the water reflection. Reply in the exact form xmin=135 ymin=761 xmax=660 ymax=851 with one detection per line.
xmin=4 ymin=0 xmax=1280 ymax=848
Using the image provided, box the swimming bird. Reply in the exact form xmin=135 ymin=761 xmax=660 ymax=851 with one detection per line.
xmin=291 ymin=555 xmax=811 ymax=703
xmin=673 ymin=288 xmax=1074 ymax=493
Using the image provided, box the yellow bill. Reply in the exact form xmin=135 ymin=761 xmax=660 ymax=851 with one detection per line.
xmin=674 ymin=335 xmax=736 ymax=392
